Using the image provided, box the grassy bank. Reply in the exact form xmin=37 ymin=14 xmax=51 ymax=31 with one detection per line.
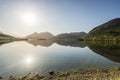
xmin=0 ymin=38 xmax=27 ymax=43
xmin=7 ymin=66 xmax=120 ymax=80
xmin=83 ymin=34 xmax=120 ymax=42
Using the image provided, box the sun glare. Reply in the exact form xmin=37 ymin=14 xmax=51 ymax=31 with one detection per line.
xmin=22 ymin=12 xmax=37 ymax=26
xmin=25 ymin=57 xmax=33 ymax=64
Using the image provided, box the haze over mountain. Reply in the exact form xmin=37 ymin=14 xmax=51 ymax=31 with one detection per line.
xmin=25 ymin=32 xmax=87 ymax=40
xmin=2 ymin=18 xmax=120 ymax=40
xmin=54 ymin=32 xmax=87 ymax=39
xmin=26 ymin=32 xmax=54 ymax=40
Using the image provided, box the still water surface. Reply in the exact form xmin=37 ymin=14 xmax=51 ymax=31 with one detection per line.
xmin=0 ymin=40 xmax=120 ymax=78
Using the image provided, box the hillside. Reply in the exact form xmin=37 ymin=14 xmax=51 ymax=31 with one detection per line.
xmin=0 ymin=32 xmax=15 ymax=40
xmin=85 ymin=18 xmax=120 ymax=41
xmin=26 ymin=32 xmax=54 ymax=40
xmin=54 ymin=32 xmax=86 ymax=40
xmin=89 ymin=18 xmax=120 ymax=35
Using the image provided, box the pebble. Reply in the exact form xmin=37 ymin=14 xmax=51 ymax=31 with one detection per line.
xmin=0 ymin=77 xmax=2 ymax=79
xmin=49 ymin=70 xmax=55 ymax=75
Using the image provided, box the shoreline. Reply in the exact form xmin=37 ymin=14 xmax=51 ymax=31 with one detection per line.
xmin=7 ymin=66 xmax=120 ymax=80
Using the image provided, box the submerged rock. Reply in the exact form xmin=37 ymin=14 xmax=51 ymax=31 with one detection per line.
xmin=0 ymin=76 xmax=2 ymax=79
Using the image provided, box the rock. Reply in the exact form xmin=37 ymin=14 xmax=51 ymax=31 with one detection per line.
xmin=66 ymin=72 xmax=69 ymax=75
xmin=62 ymin=73 xmax=67 ymax=76
xmin=27 ymin=73 xmax=31 ymax=75
xmin=49 ymin=70 xmax=55 ymax=75
xmin=0 ymin=76 xmax=2 ymax=79
xmin=34 ymin=74 xmax=39 ymax=77
xmin=37 ymin=76 xmax=45 ymax=79
xmin=9 ymin=75 xmax=16 ymax=80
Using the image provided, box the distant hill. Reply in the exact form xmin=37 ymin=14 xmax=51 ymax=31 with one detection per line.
xmin=26 ymin=32 xmax=54 ymax=40
xmin=54 ymin=32 xmax=87 ymax=39
xmin=0 ymin=32 xmax=15 ymax=40
xmin=89 ymin=18 xmax=120 ymax=35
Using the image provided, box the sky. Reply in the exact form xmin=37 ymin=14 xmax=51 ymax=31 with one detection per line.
xmin=0 ymin=0 xmax=120 ymax=37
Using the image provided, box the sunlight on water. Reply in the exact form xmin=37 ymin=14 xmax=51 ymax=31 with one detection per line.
xmin=25 ymin=56 xmax=33 ymax=65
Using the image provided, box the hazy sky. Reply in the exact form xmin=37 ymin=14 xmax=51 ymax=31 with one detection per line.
xmin=0 ymin=0 xmax=120 ymax=37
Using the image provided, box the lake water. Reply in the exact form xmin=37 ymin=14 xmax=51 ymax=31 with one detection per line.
xmin=0 ymin=40 xmax=120 ymax=78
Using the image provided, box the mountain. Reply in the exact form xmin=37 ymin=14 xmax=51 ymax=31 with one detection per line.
xmin=54 ymin=32 xmax=87 ymax=39
xmin=0 ymin=32 xmax=15 ymax=40
xmin=26 ymin=32 xmax=54 ymax=40
xmin=85 ymin=18 xmax=120 ymax=41
xmin=89 ymin=18 xmax=120 ymax=35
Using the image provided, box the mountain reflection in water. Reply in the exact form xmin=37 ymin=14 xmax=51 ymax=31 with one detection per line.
xmin=26 ymin=40 xmax=86 ymax=48
xmin=86 ymin=42 xmax=120 ymax=63
xmin=26 ymin=40 xmax=54 ymax=47
xmin=0 ymin=40 xmax=120 ymax=64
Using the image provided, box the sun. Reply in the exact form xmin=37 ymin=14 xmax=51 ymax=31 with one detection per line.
xmin=21 ymin=12 xmax=37 ymax=26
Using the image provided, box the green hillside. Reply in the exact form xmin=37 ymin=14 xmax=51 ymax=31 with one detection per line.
xmin=0 ymin=32 xmax=17 ymax=42
xmin=0 ymin=34 xmax=14 ymax=39
xmin=84 ymin=18 xmax=120 ymax=41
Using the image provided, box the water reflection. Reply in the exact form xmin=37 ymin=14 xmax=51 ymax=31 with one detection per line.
xmin=26 ymin=39 xmax=86 ymax=48
xmin=0 ymin=40 xmax=120 ymax=64
xmin=0 ymin=40 xmax=120 ymax=78
xmin=54 ymin=40 xmax=86 ymax=48
xmin=87 ymin=42 xmax=120 ymax=63
xmin=0 ymin=40 xmax=86 ymax=48
xmin=26 ymin=40 xmax=53 ymax=47
xmin=25 ymin=56 xmax=33 ymax=64
xmin=0 ymin=41 xmax=12 ymax=46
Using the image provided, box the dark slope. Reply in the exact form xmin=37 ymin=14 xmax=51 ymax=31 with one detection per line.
xmin=89 ymin=18 xmax=120 ymax=35
xmin=0 ymin=32 xmax=15 ymax=39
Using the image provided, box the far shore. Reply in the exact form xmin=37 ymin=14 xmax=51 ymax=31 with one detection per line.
xmin=6 ymin=66 xmax=120 ymax=80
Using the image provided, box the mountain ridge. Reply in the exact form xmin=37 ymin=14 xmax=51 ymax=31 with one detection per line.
xmin=54 ymin=32 xmax=87 ymax=39
xmin=26 ymin=32 xmax=54 ymax=40
xmin=89 ymin=18 xmax=120 ymax=35
xmin=0 ymin=32 xmax=15 ymax=39
xmin=84 ymin=18 xmax=120 ymax=41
